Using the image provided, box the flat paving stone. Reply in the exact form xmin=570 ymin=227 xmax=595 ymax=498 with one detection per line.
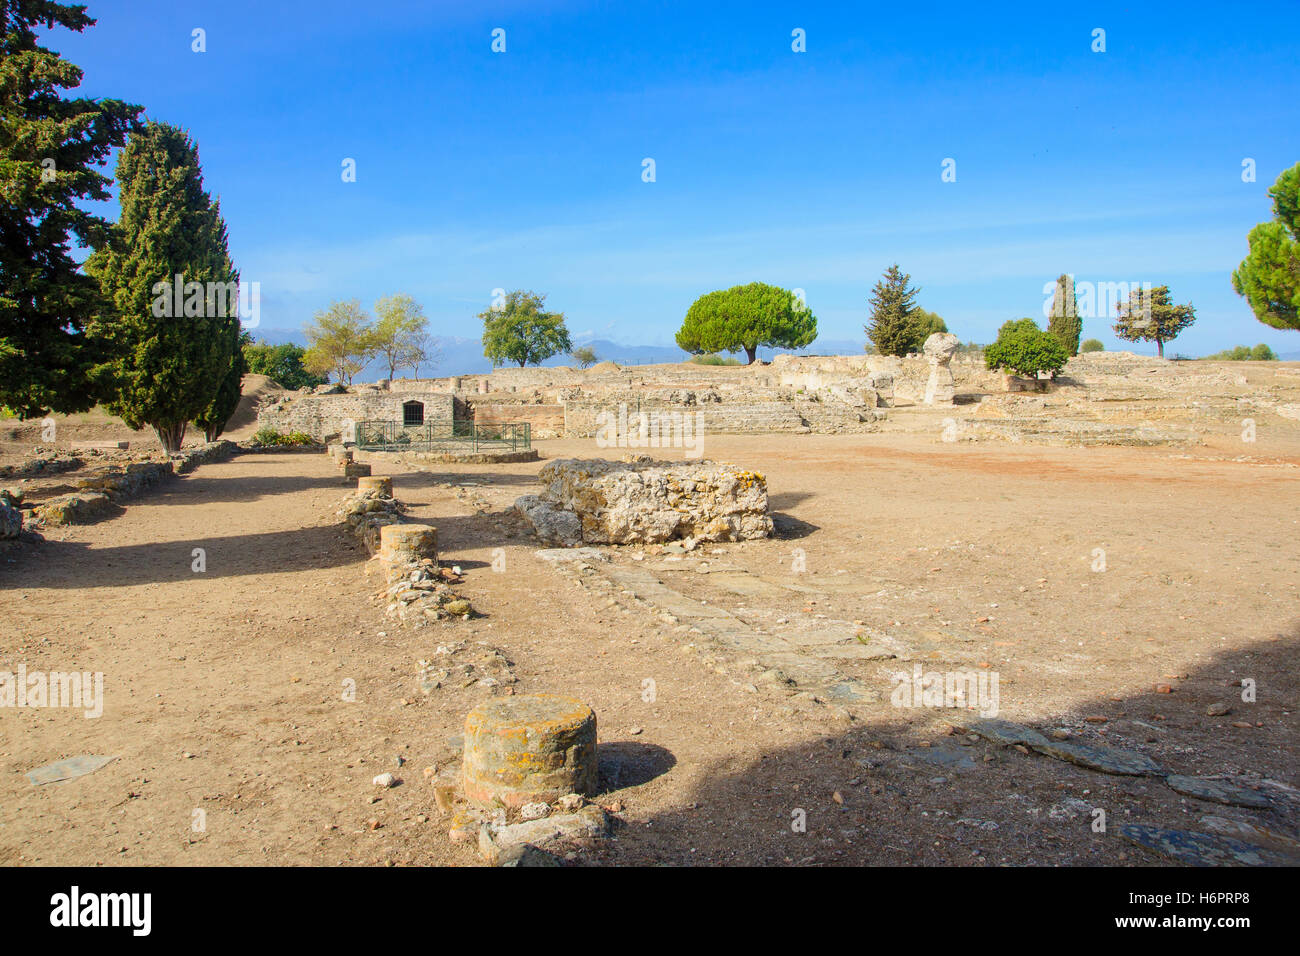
xmin=1030 ymin=739 xmax=1164 ymax=776
xmin=952 ymin=717 xmax=1050 ymax=748
xmin=1165 ymin=775 xmax=1273 ymax=808
xmin=26 ymin=755 xmax=116 ymax=785
xmin=1116 ymin=823 xmax=1299 ymax=867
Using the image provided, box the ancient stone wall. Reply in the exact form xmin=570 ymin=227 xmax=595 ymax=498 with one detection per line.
xmin=258 ymin=389 xmax=455 ymax=441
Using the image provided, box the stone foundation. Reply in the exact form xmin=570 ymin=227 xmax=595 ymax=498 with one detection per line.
xmin=515 ymin=456 xmax=774 ymax=546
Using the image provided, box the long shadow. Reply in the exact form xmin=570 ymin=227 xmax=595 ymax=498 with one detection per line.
xmin=769 ymin=491 xmax=815 ymax=511
xmin=2 ymin=524 xmax=363 ymax=590
xmin=588 ymin=628 xmax=1300 ymax=866
xmin=383 ymin=469 xmax=543 ymax=490
xmin=140 ymin=471 xmax=351 ymax=506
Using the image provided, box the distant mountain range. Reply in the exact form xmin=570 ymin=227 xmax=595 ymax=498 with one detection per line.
xmin=246 ymin=327 xmax=868 ymax=378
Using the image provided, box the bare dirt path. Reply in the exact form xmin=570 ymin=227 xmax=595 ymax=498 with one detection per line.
xmin=2 ymin=436 xmax=1297 ymax=866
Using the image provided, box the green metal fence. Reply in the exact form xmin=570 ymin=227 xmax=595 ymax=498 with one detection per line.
xmin=354 ymin=420 xmax=531 ymax=453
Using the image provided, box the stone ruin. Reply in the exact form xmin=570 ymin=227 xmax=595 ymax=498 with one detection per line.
xmin=335 ymin=471 xmax=473 ymax=623
xmin=252 ymin=351 xmax=1300 ymax=450
xmin=514 ymin=456 xmax=774 ymax=547
xmin=446 ymin=693 xmax=609 ymax=865
xmin=923 ymin=332 xmax=960 ymax=406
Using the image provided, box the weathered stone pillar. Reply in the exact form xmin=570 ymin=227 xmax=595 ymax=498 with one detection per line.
xmin=379 ymin=522 xmax=437 ymax=566
xmin=357 ymin=475 xmax=393 ymax=497
xmin=923 ymin=332 xmax=960 ymax=406
xmin=342 ymin=461 xmax=370 ymax=480
xmin=462 ymin=695 xmax=598 ymax=809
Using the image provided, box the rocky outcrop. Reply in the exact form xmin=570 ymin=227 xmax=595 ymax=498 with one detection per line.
xmin=514 ymin=456 xmax=773 ymax=546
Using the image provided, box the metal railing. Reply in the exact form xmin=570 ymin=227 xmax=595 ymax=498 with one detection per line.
xmin=354 ymin=420 xmax=531 ymax=453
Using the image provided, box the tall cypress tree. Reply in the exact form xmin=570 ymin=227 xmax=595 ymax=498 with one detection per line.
xmin=0 ymin=1 xmax=141 ymax=417
xmin=866 ymin=264 xmax=921 ymax=356
xmin=1047 ymin=273 xmax=1082 ymax=356
xmin=86 ymin=122 xmax=239 ymax=453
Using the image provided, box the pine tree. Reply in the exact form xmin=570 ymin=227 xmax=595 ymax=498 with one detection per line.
xmin=86 ymin=123 xmax=240 ymax=453
xmin=1046 ymin=274 xmax=1082 ymax=356
xmin=1232 ymin=163 xmax=1300 ymax=332
xmin=676 ymin=282 xmax=816 ymax=364
xmin=0 ymin=1 xmax=141 ymax=417
xmin=866 ymin=264 xmax=921 ymax=356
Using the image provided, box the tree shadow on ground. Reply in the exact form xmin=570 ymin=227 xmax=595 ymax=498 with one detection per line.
xmin=2 ymin=524 xmax=362 ymax=590
xmin=587 ymin=628 xmax=1300 ymax=866
xmin=139 ymin=470 xmax=352 ymax=505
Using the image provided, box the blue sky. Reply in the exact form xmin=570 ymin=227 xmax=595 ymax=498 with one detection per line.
xmin=57 ymin=1 xmax=1300 ymax=361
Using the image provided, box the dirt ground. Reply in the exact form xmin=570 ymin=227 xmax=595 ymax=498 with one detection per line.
xmin=1 ymin=417 xmax=1297 ymax=866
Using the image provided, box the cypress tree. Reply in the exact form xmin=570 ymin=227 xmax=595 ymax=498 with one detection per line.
xmin=1046 ymin=274 xmax=1082 ymax=356
xmin=86 ymin=122 xmax=239 ymax=453
xmin=866 ymin=264 xmax=921 ymax=356
xmin=195 ymin=326 xmax=247 ymax=442
xmin=0 ymin=1 xmax=141 ymax=417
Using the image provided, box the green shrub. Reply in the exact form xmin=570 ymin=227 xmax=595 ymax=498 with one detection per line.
xmin=689 ymin=353 xmax=743 ymax=366
xmin=984 ymin=318 xmax=1069 ymax=383
xmin=1203 ymin=344 xmax=1278 ymax=361
xmin=251 ymin=428 xmax=315 ymax=447
xmin=1080 ymin=338 xmax=1105 ymax=353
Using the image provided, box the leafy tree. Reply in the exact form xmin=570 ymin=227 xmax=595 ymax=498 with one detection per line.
xmin=866 ymin=265 xmax=921 ymax=356
xmin=911 ymin=308 xmax=948 ymax=347
xmin=984 ymin=318 xmax=1069 ymax=385
xmin=571 ymin=345 xmax=599 ymax=368
xmin=676 ymin=282 xmax=817 ymax=365
xmin=1080 ymin=338 xmax=1105 ymax=353
xmin=1046 ymin=274 xmax=1082 ymax=355
xmin=304 ymin=299 xmax=375 ymax=384
xmin=243 ymin=338 xmax=327 ymax=389
xmin=478 ymin=290 xmax=571 ymax=367
xmin=0 ymin=1 xmax=141 ymax=418
xmin=85 ymin=122 xmax=238 ymax=454
xmin=1233 ymin=163 xmax=1300 ymax=332
xmin=1252 ymin=343 xmax=1278 ymax=360
xmin=1113 ymin=285 xmax=1196 ymax=358
xmin=371 ymin=294 xmax=430 ymax=379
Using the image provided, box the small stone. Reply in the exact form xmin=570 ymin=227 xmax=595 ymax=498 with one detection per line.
xmin=1155 ymin=684 xmax=1173 ymax=694
xmin=372 ymin=772 xmax=399 ymax=788
xmin=519 ymin=802 xmax=550 ymax=821
xmin=557 ymin=793 xmax=584 ymax=811
xmin=1206 ymin=702 xmax=1232 ymax=716
xmin=629 ymin=726 xmax=643 ymax=736
xmin=832 ymin=791 xmax=844 ymax=805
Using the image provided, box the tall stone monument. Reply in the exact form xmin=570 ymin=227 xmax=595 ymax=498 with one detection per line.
xmin=923 ymin=332 xmax=960 ymax=405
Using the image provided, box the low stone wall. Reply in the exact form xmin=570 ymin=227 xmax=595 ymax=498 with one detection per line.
xmin=257 ymin=390 xmax=455 ymax=442
xmin=466 ymin=401 xmax=565 ymax=436
xmin=32 ymin=441 xmax=240 ymax=527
